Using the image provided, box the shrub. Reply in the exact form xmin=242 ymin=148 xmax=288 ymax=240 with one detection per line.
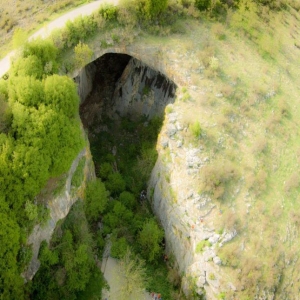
xmin=195 ymin=240 xmax=211 ymax=253
xmin=189 ymin=121 xmax=202 ymax=138
xmin=99 ymin=162 xmax=113 ymax=180
xmin=119 ymin=191 xmax=137 ymax=210
xmin=111 ymin=237 xmax=129 ymax=258
xmin=201 ymin=161 xmax=239 ymax=200
xmin=44 ymin=74 xmax=79 ymax=118
xmin=195 ymin=0 xmax=211 ymax=11
xmin=84 ymin=179 xmax=109 ymax=222
xmin=106 ymin=172 xmax=126 ymax=196
xmin=74 ymin=42 xmax=93 ymax=69
xmin=98 ymin=4 xmax=118 ymax=21
xmin=23 ymin=38 xmax=58 ymax=73
xmin=138 ymin=219 xmax=164 ymax=263
xmin=142 ymin=0 xmax=168 ymax=19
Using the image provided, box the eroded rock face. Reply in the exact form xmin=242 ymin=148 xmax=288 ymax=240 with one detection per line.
xmin=23 ymin=146 xmax=95 ymax=281
xmin=109 ymin=58 xmax=176 ymax=120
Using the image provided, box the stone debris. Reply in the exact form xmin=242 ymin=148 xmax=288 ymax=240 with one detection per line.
xmin=228 ymin=282 xmax=237 ymax=291
xmin=161 ymin=139 xmax=169 ymax=149
xmin=213 ymin=256 xmax=222 ymax=265
xmin=176 ymin=140 xmax=183 ymax=148
xmin=168 ymin=112 xmax=178 ymax=123
xmin=186 ymin=148 xmax=202 ymax=168
xmin=219 ymin=229 xmax=237 ymax=247
xmin=197 ymin=275 xmax=206 ymax=286
xmin=208 ymin=234 xmax=220 ymax=245
xmin=203 ymin=248 xmax=216 ymax=262
xmin=166 ymin=124 xmax=177 ymax=137
xmin=176 ymin=121 xmax=183 ymax=131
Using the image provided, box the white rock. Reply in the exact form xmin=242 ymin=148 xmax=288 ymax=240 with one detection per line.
xmin=213 ymin=256 xmax=222 ymax=265
xmin=209 ymin=234 xmax=220 ymax=245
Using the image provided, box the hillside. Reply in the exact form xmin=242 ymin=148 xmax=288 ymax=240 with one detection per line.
xmin=1 ymin=0 xmax=300 ymax=299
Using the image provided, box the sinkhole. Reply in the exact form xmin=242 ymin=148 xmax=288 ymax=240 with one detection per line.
xmin=76 ymin=53 xmax=177 ymax=193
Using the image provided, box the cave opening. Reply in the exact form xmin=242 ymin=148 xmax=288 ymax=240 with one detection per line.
xmin=74 ymin=53 xmax=178 ymax=298
xmin=77 ymin=53 xmax=177 ymax=190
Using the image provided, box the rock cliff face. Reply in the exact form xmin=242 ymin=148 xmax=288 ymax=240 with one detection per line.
xmin=108 ymin=58 xmax=176 ymax=120
xmin=23 ymin=144 xmax=95 ymax=281
xmin=27 ymin=51 xmax=224 ymax=298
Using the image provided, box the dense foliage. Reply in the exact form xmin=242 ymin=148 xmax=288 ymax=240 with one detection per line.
xmin=0 ymin=39 xmax=84 ymax=298
xmin=31 ymin=201 xmax=106 ymax=300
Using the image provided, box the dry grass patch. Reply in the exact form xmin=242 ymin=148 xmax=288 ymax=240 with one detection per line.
xmin=0 ymin=0 xmax=86 ymax=58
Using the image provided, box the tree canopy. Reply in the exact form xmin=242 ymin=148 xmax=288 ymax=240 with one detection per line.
xmin=0 ymin=38 xmax=84 ymax=298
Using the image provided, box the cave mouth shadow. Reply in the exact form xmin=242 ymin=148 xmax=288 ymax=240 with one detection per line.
xmin=76 ymin=52 xmax=177 ymax=192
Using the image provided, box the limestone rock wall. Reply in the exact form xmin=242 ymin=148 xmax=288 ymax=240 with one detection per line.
xmin=108 ymin=58 xmax=176 ymax=120
xmin=23 ymin=145 xmax=95 ymax=281
xmin=75 ymin=62 xmax=97 ymax=105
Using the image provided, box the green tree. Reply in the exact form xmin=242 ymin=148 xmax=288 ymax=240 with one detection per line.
xmin=23 ymin=38 xmax=58 ymax=73
xmin=11 ymin=55 xmax=44 ymax=79
xmin=74 ymin=42 xmax=93 ymax=69
xmin=119 ymin=191 xmax=137 ymax=210
xmin=195 ymin=0 xmax=211 ymax=11
xmin=143 ymin=0 xmax=168 ymax=19
xmin=85 ymin=179 xmax=109 ymax=222
xmin=13 ymin=28 xmax=27 ymax=49
xmin=106 ymin=172 xmax=126 ymax=196
xmin=111 ymin=237 xmax=129 ymax=258
xmin=138 ymin=219 xmax=164 ymax=263
xmin=44 ymin=74 xmax=79 ymax=118
xmin=118 ymin=248 xmax=148 ymax=299
xmin=0 ymin=213 xmax=24 ymax=300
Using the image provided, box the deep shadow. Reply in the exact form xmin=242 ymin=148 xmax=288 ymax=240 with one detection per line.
xmin=76 ymin=53 xmax=177 ymax=191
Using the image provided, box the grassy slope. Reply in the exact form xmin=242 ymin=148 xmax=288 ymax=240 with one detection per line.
xmin=0 ymin=0 xmax=86 ymax=58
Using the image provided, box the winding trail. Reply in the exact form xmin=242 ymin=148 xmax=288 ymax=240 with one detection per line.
xmin=0 ymin=0 xmax=119 ymax=78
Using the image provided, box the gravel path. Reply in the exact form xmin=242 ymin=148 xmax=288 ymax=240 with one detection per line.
xmin=0 ymin=0 xmax=119 ymax=78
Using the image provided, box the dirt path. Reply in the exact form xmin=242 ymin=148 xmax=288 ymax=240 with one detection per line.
xmin=0 ymin=0 xmax=119 ymax=78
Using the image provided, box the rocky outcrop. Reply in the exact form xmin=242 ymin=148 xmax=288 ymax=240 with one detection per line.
xmin=75 ymin=62 xmax=97 ymax=105
xmin=23 ymin=145 xmax=95 ymax=281
xmin=107 ymin=58 xmax=176 ymax=120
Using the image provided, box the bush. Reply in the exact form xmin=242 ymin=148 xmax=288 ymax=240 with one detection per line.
xmin=143 ymin=0 xmax=168 ymax=19
xmin=106 ymin=172 xmax=126 ymax=196
xmin=138 ymin=219 xmax=164 ymax=263
xmin=196 ymin=240 xmax=212 ymax=253
xmin=84 ymin=179 xmax=109 ymax=222
xmin=74 ymin=42 xmax=93 ymax=69
xmin=119 ymin=191 xmax=137 ymax=210
xmin=44 ymin=74 xmax=79 ymax=118
xmin=190 ymin=121 xmax=202 ymax=138
xmin=99 ymin=162 xmax=113 ymax=180
xmin=98 ymin=4 xmax=118 ymax=21
xmin=195 ymin=0 xmax=211 ymax=11
xmin=23 ymin=38 xmax=58 ymax=73
xmin=111 ymin=237 xmax=129 ymax=258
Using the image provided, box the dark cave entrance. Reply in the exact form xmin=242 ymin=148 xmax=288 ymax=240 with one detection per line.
xmin=74 ymin=53 xmax=178 ymax=298
xmin=76 ymin=53 xmax=177 ymax=190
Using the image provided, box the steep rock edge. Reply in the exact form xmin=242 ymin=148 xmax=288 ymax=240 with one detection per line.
xmin=23 ymin=141 xmax=95 ymax=281
xmin=75 ymin=54 xmax=222 ymax=298
xmin=26 ymin=45 xmax=229 ymax=299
